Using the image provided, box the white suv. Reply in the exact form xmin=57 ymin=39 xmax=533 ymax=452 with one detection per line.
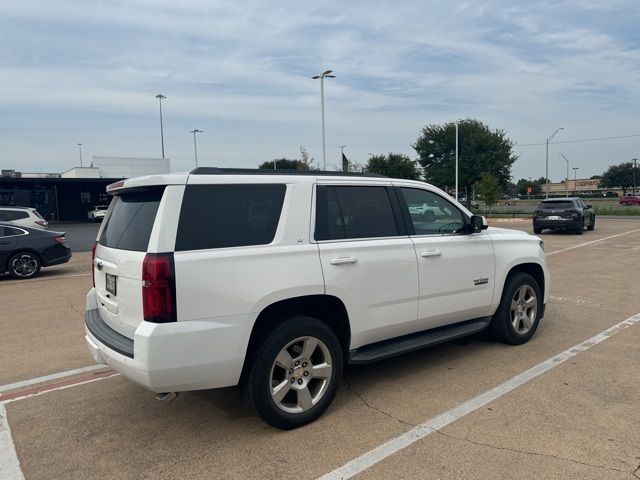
xmin=0 ymin=207 xmax=48 ymax=229
xmin=85 ymin=168 xmax=549 ymax=429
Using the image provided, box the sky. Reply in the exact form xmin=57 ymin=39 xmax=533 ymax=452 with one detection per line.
xmin=0 ymin=0 xmax=639 ymax=182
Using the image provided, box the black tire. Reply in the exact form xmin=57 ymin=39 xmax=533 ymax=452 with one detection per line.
xmin=587 ymin=216 xmax=595 ymax=230
xmin=241 ymin=315 xmax=343 ymax=430
xmin=8 ymin=251 xmax=41 ymax=279
xmin=575 ymin=218 xmax=584 ymax=235
xmin=533 ymin=227 xmax=542 ymax=234
xmin=491 ymin=272 xmax=542 ymax=345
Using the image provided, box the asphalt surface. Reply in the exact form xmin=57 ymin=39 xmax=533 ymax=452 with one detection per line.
xmin=49 ymin=222 xmax=100 ymax=252
xmin=1 ymin=218 xmax=639 ymax=479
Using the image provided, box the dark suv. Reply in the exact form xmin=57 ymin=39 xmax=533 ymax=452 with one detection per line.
xmin=533 ymin=198 xmax=595 ymax=235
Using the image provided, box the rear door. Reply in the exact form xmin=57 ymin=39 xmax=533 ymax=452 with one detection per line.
xmin=314 ymin=183 xmax=419 ymax=348
xmin=94 ymin=187 xmax=165 ymax=338
xmin=0 ymin=226 xmax=16 ymax=269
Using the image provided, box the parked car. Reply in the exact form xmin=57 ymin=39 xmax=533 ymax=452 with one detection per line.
xmin=619 ymin=195 xmax=640 ymax=206
xmin=533 ymin=197 xmax=595 ymax=235
xmin=87 ymin=205 xmax=109 ymax=222
xmin=0 ymin=207 xmax=48 ymax=229
xmin=85 ymin=169 xmax=549 ymax=429
xmin=0 ymin=222 xmax=71 ymax=279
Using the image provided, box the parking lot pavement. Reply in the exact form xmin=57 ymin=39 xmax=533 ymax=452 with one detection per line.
xmin=49 ymin=222 xmax=100 ymax=252
xmin=1 ymin=218 xmax=639 ymax=479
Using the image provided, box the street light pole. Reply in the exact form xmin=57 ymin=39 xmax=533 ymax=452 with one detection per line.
xmin=633 ymin=158 xmax=638 ymax=195
xmin=559 ymin=153 xmax=569 ymax=197
xmin=545 ymin=127 xmax=564 ymax=198
xmin=155 ymin=94 xmax=167 ymax=159
xmin=77 ymin=143 xmax=83 ymax=167
xmin=190 ymin=129 xmax=203 ymax=167
xmin=455 ymin=121 xmax=459 ymax=200
xmin=311 ymin=70 xmax=336 ymax=171
xmin=573 ymin=167 xmax=579 ymax=195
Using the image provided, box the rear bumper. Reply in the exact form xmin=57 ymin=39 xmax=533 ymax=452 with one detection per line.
xmin=84 ymin=288 xmax=252 ymax=393
xmin=533 ymin=219 xmax=580 ymax=230
xmin=44 ymin=247 xmax=72 ymax=267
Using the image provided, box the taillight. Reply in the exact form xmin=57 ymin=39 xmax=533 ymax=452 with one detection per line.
xmin=35 ymin=220 xmax=47 ymax=226
xmin=142 ymin=253 xmax=177 ymax=323
xmin=53 ymin=236 xmax=65 ymax=244
xmin=91 ymin=242 xmax=97 ymax=287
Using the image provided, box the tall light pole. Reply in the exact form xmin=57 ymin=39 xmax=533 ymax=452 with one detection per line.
xmin=340 ymin=145 xmax=348 ymax=172
xmin=155 ymin=94 xmax=166 ymax=158
xmin=545 ymin=127 xmax=564 ymax=198
xmin=633 ymin=158 xmax=638 ymax=195
xmin=455 ymin=121 xmax=459 ymax=200
xmin=190 ymin=129 xmax=203 ymax=167
xmin=573 ymin=167 xmax=579 ymax=195
xmin=77 ymin=143 xmax=83 ymax=167
xmin=559 ymin=153 xmax=569 ymax=197
xmin=311 ymin=70 xmax=335 ymax=171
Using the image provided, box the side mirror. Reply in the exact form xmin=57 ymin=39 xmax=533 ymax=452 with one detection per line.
xmin=585 ymin=204 xmax=592 ymax=209
xmin=469 ymin=215 xmax=488 ymax=233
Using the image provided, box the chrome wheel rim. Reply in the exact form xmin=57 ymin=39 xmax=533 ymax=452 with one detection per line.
xmin=510 ymin=285 xmax=537 ymax=334
xmin=10 ymin=255 xmax=38 ymax=277
xmin=269 ymin=336 xmax=332 ymax=414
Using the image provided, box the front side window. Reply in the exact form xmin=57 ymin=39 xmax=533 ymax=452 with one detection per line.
xmin=399 ymin=188 xmax=466 ymax=235
xmin=176 ymin=184 xmax=286 ymax=251
xmin=315 ymin=185 xmax=399 ymax=241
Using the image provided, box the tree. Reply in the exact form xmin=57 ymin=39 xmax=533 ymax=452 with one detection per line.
xmin=474 ymin=173 xmax=502 ymax=211
xmin=516 ymin=178 xmax=542 ymax=196
xmin=599 ymin=162 xmax=639 ymax=196
xmin=365 ymin=153 xmax=421 ymax=180
xmin=413 ymin=119 xmax=517 ymax=205
xmin=258 ymin=146 xmax=317 ymax=171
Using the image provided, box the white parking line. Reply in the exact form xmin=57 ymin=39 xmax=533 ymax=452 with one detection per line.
xmin=0 ymin=404 xmax=24 ymax=480
xmin=0 ymin=365 xmax=105 ymax=394
xmin=319 ymin=312 xmax=640 ymax=480
xmin=546 ymin=228 xmax=640 ymax=256
xmin=0 ymin=273 xmax=91 ymax=286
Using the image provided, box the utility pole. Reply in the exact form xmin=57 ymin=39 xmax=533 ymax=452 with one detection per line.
xmin=545 ymin=127 xmax=564 ymax=198
xmin=559 ymin=154 xmax=569 ymax=197
xmin=77 ymin=143 xmax=83 ymax=167
xmin=340 ymin=145 xmax=348 ymax=172
xmin=573 ymin=167 xmax=579 ymax=195
xmin=633 ymin=158 xmax=638 ymax=195
xmin=455 ymin=121 xmax=459 ymax=200
xmin=190 ymin=129 xmax=203 ymax=167
xmin=155 ymin=94 xmax=167 ymax=158
xmin=311 ymin=70 xmax=336 ymax=170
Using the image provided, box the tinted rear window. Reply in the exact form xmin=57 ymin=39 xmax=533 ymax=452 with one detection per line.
xmin=315 ymin=185 xmax=399 ymax=240
xmin=176 ymin=184 xmax=286 ymax=251
xmin=99 ymin=188 xmax=164 ymax=252
xmin=0 ymin=210 xmax=29 ymax=221
xmin=539 ymin=201 xmax=573 ymax=210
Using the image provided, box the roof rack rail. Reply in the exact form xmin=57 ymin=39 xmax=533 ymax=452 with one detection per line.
xmin=189 ymin=167 xmax=386 ymax=178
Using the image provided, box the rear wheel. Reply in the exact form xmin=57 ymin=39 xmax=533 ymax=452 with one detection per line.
xmin=575 ymin=218 xmax=584 ymax=235
xmin=491 ymin=272 xmax=542 ymax=345
xmin=241 ymin=315 xmax=343 ymax=430
xmin=533 ymin=227 xmax=542 ymax=234
xmin=8 ymin=252 xmax=41 ymax=279
xmin=587 ymin=216 xmax=595 ymax=230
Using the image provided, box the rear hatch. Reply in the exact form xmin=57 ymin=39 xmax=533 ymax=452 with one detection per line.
xmin=537 ymin=200 xmax=575 ymax=220
xmin=94 ymin=187 xmax=165 ymax=338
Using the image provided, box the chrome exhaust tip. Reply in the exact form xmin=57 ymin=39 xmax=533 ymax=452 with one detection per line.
xmin=155 ymin=392 xmax=178 ymax=402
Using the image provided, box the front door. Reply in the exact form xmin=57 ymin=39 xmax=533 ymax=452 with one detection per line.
xmin=395 ymin=186 xmax=495 ymax=331
xmin=314 ymin=184 xmax=419 ymax=349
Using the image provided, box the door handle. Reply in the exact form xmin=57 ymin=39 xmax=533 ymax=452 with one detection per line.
xmin=330 ymin=257 xmax=358 ymax=265
xmin=0 ymin=241 xmax=11 ymax=245
xmin=421 ymin=250 xmax=441 ymax=258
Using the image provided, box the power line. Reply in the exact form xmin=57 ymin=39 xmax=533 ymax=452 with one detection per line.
xmin=515 ymin=133 xmax=640 ymax=147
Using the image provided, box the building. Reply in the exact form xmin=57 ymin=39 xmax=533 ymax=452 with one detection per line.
xmin=0 ymin=157 xmax=170 ymax=221
xmin=545 ymin=178 xmax=621 ymax=196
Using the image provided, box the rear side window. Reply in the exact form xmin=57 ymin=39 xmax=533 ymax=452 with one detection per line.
xmin=99 ymin=188 xmax=164 ymax=252
xmin=0 ymin=210 xmax=29 ymax=221
xmin=176 ymin=184 xmax=286 ymax=251
xmin=539 ymin=201 xmax=573 ymax=209
xmin=315 ymin=186 xmax=399 ymax=241
xmin=0 ymin=226 xmax=26 ymax=237
xmin=32 ymin=210 xmax=45 ymax=219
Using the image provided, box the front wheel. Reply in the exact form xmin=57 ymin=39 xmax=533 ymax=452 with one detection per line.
xmin=241 ymin=315 xmax=343 ymax=430
xmin=491 ymin=272 xmax=542 ymax=345
xmin=8 ymin=252 xmax=41 ymax=279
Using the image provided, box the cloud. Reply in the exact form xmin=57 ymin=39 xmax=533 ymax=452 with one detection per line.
xmin=0 ymin=0 xmax=638 ymax=179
